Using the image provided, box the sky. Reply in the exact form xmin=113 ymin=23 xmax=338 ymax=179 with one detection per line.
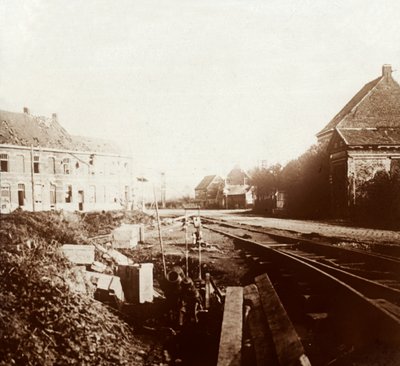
xmin=1 ymin=0 xmax=400 ymax=197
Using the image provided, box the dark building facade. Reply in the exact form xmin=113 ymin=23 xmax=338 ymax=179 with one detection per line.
xmin=317 ymin=65 xmax=400 ymax=217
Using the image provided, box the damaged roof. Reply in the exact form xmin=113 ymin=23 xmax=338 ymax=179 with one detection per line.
xmin=0 ymin=109 xmax=122 ymax=154
xmin=317 ymin=65 xmax=400 ymax=146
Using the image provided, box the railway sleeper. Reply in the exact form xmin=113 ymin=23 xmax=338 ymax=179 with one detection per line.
xmin=217 ymin=273 xmax=311 ymax=366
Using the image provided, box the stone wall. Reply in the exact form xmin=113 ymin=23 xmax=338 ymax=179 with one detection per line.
xmin=347 ymin=150 xmax=400 ymax=205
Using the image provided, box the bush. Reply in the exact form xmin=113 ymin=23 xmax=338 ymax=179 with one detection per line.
xmin=280 ymin=145 xmax=330 ymax=219
xmin=354 ymin=170 xmax=400 ymax=229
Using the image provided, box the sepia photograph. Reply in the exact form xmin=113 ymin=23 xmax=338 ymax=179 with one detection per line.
xmin=1 ymin=1 xmax=400 ymax=365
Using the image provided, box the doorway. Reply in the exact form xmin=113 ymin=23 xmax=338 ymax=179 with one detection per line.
xmin=18 ymin=183 xmax=25 ymax=207
xmin=78 ymin=190 xmax=84 ymax=211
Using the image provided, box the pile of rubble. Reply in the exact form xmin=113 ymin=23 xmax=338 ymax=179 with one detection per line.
xmin=0 ymin=209 xmax=152 ymax=246
xmin=0 ymin=210 xmax=156 ymax=365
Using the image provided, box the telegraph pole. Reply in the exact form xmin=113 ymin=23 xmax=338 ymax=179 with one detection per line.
xmin=161 ymin=172 xmax=166 ymax=209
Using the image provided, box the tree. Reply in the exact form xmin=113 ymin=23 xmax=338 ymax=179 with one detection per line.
xmin=280 ymin=144 xmax=330 ymax=218
xmin=250 ymin=164 xmax=281 ymax=214
xmin=355 ymin=168 xmax=400 ymax=228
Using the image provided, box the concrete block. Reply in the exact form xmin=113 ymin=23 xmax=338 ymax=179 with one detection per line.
xmin=117 ymin=263 xmax=154 ymax=304
xmin=112 ymin=224 xmax=140 ymax=248
xmin=107 ymin=249 xmax=132 ymax=265
xmin=90 ymin=261 xmax=107 ymax=273
xmin=86 ymin=272 xmax=125 ymax=302
xmin=62 ymin=244 xmax=95 ymax=265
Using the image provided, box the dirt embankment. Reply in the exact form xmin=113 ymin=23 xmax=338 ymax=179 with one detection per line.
xmin=0 ymin=210 xmax=155 ymax=366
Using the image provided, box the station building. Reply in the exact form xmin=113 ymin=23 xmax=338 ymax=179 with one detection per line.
xmin=0 ymin=108 xmax=134 ymax=213
xmin=317 ymin=65 xmax=400 ymax=217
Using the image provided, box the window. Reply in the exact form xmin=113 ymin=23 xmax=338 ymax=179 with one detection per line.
xmin=62 ymin=158 xmax=70 ymax=174
xmin=48 ymin=157 xmax=56 ymax=174
xmin=65 ymin=185 xmax=72 ymax=203
xmin=1 ymin=184 xmax=11 ymax=211
xmin=0 ymin=153 xmax=9 ymax=172
xmin=33 ymin=156 xmax=40 ymax=173
xmin=16 ymin=155 xmax=25 ymax=173
xmin=50 ymin=184 xmax=56 ymax=205
xmin=18 ymin=184 xmax=25 ymax=206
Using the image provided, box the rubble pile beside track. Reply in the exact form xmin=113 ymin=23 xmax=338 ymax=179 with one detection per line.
xmin=0 ymin=210 xmax=155 ymax=366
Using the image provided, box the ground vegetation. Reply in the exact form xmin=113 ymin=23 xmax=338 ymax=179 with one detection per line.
xmin=0 ymin=210 xmax=154 ymax=365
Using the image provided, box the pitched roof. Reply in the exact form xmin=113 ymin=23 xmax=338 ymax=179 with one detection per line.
xmin=0 ymin=109 xmax=73 ymax=149
xmin=71 ymin=135 xmax=121 ymax=154
xmin=225 ymin=185 xmax=249 ymax=196
xmin=317 ymin=65 xmax=400 ymax=145
xmin=195 ymin=175 xmax=217 ymax=190
xmin=339 ymin=128 xmax=400 ymax=146
xmin=0 ymin=109 xmax=121 ymax=154
xmin=226 ymin=166 xmax=250 ymax=185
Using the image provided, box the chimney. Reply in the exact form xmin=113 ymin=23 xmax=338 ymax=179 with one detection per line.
xmin=23 ymin=107 xmax=30 ymax=114
xmin=382 ymin=64 xmax=392 ymax=78
xmin=52 ymin=113 xmax=58 ymax=121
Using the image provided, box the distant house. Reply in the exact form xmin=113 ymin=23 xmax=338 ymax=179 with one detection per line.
xmin=224 ymin=166 xmax=254 ymax=209
xmin=194 ymin=175 xmax=224 ymax=208
xmin=0 ymin=108 xmax=134 ymax=213
xmin=317 ymin=65 xmax=400 ymax=217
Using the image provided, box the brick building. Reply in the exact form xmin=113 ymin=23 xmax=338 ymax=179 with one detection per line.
xmin=195 ymin=166 xmax=254 ymax=209
xmin=224 ymin=166 xmax=253 ymax=209
xmin=194 ymin=175 xmax=224 ymax=208
xmin=0 ymin=108 xmax=134 ymax=213
xmin=317 ymin=65 xmax=400 ymax=217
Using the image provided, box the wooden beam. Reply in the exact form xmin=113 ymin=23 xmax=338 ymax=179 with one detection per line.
xmin=217 ymin=287 xmax=243 ymax=366
xmin=255 ymin=273 xmax=311 ymax=366
xmin=244 ymin=284 xmax=277 ymax=365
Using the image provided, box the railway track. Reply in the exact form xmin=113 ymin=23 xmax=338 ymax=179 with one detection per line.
xmin=202 ymin=216 xmax=400 ymax=365
xmin=202 ymin=216 xmax=400 ymax=289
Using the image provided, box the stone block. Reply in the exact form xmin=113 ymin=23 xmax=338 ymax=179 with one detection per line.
xmin=62 ymin=244 xmax=95 ymax=265
xmin=117 ymin=263 xmax=154 ymax=304
xmin=112 ymin=224 xmax=140 ymax=248
xmin=87 ymin=272 xmax=125 ymax=302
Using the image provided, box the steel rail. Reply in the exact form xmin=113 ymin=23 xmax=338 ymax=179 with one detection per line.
xmin=201 ymin=216 xmax=400 ymax=276
xmin=204 ymin=224 xmax=400 ymax=347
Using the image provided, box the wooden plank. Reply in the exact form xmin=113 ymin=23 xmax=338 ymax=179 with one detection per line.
xmin=217 ymin=287 xmax=243 ymax=366
xmin=244 ymin=284 xmax=277 ymax=366
xmin=255 ymin=273 xmax=311 ymax=366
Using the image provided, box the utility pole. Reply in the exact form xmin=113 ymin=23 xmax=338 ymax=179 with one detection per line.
xmin=160 ymin=172 xmax=166 ymax=209
xmin=154 ymin=186 xmax=167 ymax=278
